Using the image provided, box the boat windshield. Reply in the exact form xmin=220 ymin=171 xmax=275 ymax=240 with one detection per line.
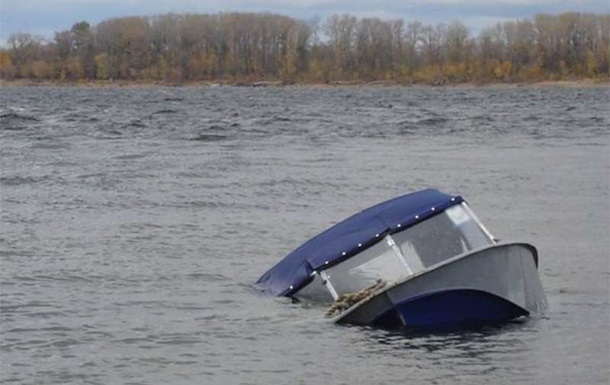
xmin=323 ymin=203 xmax=494 ymax=297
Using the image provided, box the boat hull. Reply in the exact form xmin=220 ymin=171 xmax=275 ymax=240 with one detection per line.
xmin=333 ymin=243 xmax=547 ymax=329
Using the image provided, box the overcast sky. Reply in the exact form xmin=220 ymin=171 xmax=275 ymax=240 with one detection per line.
xmin=1 ymin=0 xmax=608 ymax=44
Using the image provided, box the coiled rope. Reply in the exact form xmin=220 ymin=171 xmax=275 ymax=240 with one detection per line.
xmin=325 ymin=279 xmax=387 ymax=318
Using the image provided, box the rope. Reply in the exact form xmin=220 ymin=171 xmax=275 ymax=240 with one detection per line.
xmin=324 ymin=279 xmax=387 ymax=318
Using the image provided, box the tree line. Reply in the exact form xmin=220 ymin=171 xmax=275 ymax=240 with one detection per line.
xmin=1 ymin=12 xmax=608 ymax=84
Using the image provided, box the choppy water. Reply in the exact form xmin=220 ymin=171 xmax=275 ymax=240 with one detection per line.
xmin=1 ymin=85 xmax=609 ymax=385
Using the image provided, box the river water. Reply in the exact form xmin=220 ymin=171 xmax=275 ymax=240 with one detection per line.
xmin=1 ymin=85 xmax=608 ymax=385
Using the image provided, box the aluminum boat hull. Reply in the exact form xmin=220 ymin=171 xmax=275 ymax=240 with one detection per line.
xmin=333 ymin=243 xmax=547 ymax=329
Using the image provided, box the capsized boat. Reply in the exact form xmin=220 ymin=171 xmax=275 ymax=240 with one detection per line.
xmin=256 ymin=189 xmax=547 ymax=329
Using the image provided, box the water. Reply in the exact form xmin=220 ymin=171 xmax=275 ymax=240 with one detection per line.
xmin=1 ymin=85 xmax=608 ymax=385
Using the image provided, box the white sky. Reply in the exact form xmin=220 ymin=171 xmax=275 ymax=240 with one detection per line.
xmin=1 ymin=0 xmax=608 ymax=45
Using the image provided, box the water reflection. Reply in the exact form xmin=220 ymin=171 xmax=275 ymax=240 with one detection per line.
xmin=364 ymin=319 xmax=533 ymax=354
xmin=344 ymin=320 xmax=543 ymax=383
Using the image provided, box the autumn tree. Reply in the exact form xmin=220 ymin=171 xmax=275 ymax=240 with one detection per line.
xmin=417 ymin=23 xmax=446 ymax=82
xmin=2 ymin=11 xmax=608 ymax=84
xmin=443 ymin=20 xmax=472 ymax=81
xmin=7 ymin=33 xmax=46 ymax=78
xmin=326 ymin=14 xmax=358 ymax=80
xmin=95 ymin=17 xmax=151 ymax=80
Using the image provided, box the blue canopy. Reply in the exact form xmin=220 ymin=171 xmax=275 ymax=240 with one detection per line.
xmin=256 ymin=189 xmax=463 ymax=297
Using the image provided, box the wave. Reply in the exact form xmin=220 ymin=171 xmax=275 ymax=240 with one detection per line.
xmin=0 ymin=175 xmax=47 ymax=186
xmin=0 ymin=110 xmax=40 ymax=131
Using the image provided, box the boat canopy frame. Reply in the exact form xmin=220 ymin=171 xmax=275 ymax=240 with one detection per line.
xmin=313 ymin=202 xmax=496 ymax=301
xmin=256 ymin=189 xmax=473 ymax=297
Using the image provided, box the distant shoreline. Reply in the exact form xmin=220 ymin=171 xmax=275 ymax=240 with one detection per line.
xmin=2 ymin=78 xmax=609 ymax=89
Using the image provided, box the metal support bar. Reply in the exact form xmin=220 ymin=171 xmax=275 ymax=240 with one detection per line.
xmin=385 ymin=235 xmax=414 ymax=275
xmin=319 ymin=270 xmax=339 ymax=300
xmin=461 ymin=202 xmax=496 ymax=243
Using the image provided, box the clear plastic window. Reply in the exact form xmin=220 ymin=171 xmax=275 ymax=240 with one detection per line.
xmin=320 ymin=203 xmax=493 ymax=296
xmin=392 ymin=204 xmax=492 ymax=268
xmin=324 ymin=238 xmax=408 ymax=295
